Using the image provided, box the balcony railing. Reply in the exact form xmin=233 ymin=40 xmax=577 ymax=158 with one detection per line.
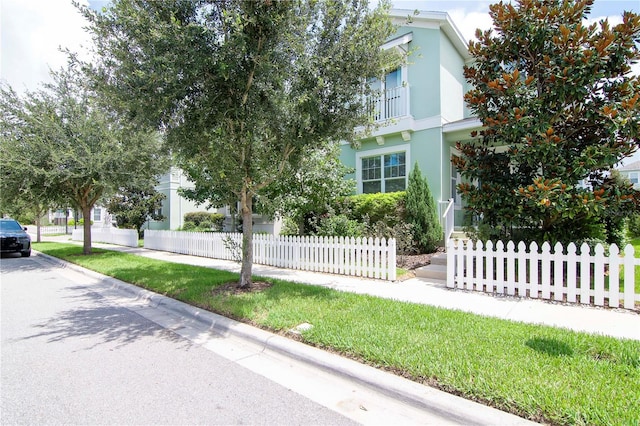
xmin=368 ymin=86 xmax=408 ymax=122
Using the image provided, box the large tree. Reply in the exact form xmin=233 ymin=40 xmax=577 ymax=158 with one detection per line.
xmin=81 ymin=0 xmax=397 ymax=287
xmin=0 ymin=65 xmax=169 ymax=254
xmin=454 ymin=0 xmax=640 ymax=244
xmin=0 ymin=86 xmax=57 ymax=242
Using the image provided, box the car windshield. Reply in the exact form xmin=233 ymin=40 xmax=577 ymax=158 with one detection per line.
xmin=0 ymin=220 xmax=23 ymax=231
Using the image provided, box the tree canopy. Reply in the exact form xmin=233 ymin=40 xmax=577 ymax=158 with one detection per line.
xmin=81 ymin=0 xmax=398 ymax=287
xmin=454 ymin=0 xmax=640 ymax=244
xmin=0 ymin=64 xmax=169 ymax=254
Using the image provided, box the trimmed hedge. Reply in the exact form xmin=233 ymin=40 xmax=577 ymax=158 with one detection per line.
xmin=342 ymin=191 xmax=406 ymax=226
xmin=183 ymin=211 xmax=225 ymax=231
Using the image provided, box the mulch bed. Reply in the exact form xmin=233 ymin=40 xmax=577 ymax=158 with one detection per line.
xmin=211 ymin=281 xmax=273 ymax=295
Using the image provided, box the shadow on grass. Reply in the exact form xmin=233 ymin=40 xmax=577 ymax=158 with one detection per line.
xmin=526 ymin=337 xmax=574 ymax=357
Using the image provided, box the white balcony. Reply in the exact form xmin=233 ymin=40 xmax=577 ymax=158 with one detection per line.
xmin=368 ymin=85 xmax=409 ymax=122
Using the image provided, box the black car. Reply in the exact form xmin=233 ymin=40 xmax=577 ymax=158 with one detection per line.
xmin=0 ymin=218 xmax=31 ymax=257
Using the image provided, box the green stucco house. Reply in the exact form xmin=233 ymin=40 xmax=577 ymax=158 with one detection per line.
xmin=339 ymin=9 xmax=481 ymax=232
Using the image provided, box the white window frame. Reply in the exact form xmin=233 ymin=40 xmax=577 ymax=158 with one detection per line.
xmin=93 ymin=207 xmax=102 ymax=222
xmin=356 ymin=145 xmax=410 ymax=194
xmin=628 ymin=172 xmax=639 ymax=185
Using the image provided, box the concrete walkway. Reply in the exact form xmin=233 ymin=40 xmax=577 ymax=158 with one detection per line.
xmin=37 ymin=234 xmax=639 ymax=341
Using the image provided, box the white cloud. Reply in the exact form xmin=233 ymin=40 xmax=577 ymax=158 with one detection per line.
xmin=444 ymin=8 xmax=494 ymax=43
xmin=0 ymin=0 xmax=91 ymax=94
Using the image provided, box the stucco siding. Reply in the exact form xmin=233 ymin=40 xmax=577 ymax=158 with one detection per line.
xmin=402 ymin=26 xmax=441 ymax=120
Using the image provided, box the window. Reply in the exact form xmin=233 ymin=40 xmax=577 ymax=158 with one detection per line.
xmin=93 ymin=207 xmax=102 ymax=222
xmin=629 ymin=172 xmax=639 ymax=185
xmin=385 ymin=67 xmax=401 ymax=89
xmin=362 ymin=152 xmax=406 ymax=193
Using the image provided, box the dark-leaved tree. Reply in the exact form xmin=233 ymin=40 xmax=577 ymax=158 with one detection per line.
xmin=105 ymin=182 xmax=166 ymax=238
xmin=453 ymin=0 xmax=640 ymax=244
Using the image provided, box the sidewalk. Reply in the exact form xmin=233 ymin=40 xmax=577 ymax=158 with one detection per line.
xmin=38 ymin=234 xmax=639 ymax=341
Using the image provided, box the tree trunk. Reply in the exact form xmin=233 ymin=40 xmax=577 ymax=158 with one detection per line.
xmin=35 ymin=215 xmax=41 ymax=243
xmin=82 ymin=205 xmax=92 ymax=255
xmin=239 ymin=189 xmax=253 ymax=288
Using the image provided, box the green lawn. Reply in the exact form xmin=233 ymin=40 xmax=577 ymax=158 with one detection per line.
xmin=33 ymin=242 xmax=640 ymax=426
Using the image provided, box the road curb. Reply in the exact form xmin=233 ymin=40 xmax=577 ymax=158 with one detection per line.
xmin=34 ymin=251 xmax=536 ymax=425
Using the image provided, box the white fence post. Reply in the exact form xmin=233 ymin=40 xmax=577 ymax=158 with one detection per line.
xmin=623 ymin=244 xmax=636 ymax=310
xmin=566 ymin=243 xmax=577 ymax=303
xmin=579 ymin=243 xmax=591 ymax=305
xmin=553 ymin=242 xmax=564 ymax=302
xmin=529 ymin=242 xmax=539 ymax=299
xmin=608 ymin=244 xmax=620 ymax=308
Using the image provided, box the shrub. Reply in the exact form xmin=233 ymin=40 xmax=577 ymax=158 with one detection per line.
xmin=315 ymin=214 xmax=366 ymax=238
xmin=366 ymin=220 xmax=417 ymax=255
xmin=280 ymin=217 xmax=300 ymax=236
xmin=346 ymin=192 xmax=406 ymax=227
xmin=183 ymin=212 xmax=224 ymax=231
xmin=405 ymin=164 xmax=442 ymax=253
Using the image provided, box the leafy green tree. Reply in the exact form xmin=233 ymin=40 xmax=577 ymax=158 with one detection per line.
xmin=0 ymin=84 xmax=61 ymax=242
xmin=454 ymin=0 xmax=640 ymax=244
xmin=105 ymin=181 xmax=166 ymax=238
xmin=81 ymin=0 xmax=397 ymax=287
xmin=260 ymin=143 xmax=355 ymax=235
xmin=0 ymin=65 xmax=169 ymax=254
xmin=405 ymin=164 xmax=442 ymax=253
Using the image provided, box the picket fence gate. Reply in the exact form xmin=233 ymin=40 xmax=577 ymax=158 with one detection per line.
xmin=144 ymin=230 xmax=397 ymax=281
xmin=447 ymin=239 xmax=640 ymax=311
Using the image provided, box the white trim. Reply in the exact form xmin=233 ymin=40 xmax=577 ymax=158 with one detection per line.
xmin=442 ymin=117 xmax=483 ymax=133
xmin=389 ymin=9 xmax=470 ymax=60
xmin=363 ymin=114 xmax=443 ymax=140
xmin=381 ymin=32 xmax=413 ymax=50
xmin=356 ymin=144 xmax=411 ymax=194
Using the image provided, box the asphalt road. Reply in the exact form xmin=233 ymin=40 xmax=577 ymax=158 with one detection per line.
xmin=1 ymin=253 xmax=362 ymax=425
xmin=1 ymin=253 xmax=453 ymax=425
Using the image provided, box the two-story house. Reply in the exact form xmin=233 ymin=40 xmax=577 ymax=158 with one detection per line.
xmin=339 ymin=9 xmax=481 ymax=231
xmin=149 ymin=9 xmax=479 ymax=235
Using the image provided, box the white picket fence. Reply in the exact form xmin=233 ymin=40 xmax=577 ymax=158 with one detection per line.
xmin=447 ymin=240 xmax=640 ymax=311
xmin=30 ymin=225 xmax=73 ymax=235
xmin=72 ymin=227 xmax=139 ymax=248
xmin=144 ymin=230 xmax=397 ymax=281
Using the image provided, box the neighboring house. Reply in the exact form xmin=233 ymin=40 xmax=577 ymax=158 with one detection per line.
xmin=617 ymin=160 xmax=640 ymax=189
xmin=147 ymin=167 xmax=281 ymax=234
xmin=49 ymin=205 xmax=112 ymax=228
xmin=145 ymin=167 xmax=218 ymax=231
xmin=339 ymin=9 xmax=482 ymax=230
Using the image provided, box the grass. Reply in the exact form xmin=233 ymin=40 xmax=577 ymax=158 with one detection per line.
xmin=33 ymin=242 xmax=640 ymax=426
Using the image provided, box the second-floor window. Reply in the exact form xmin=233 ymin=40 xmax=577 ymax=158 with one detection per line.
xmin=362 ymin=152 xmax=406 ymax=193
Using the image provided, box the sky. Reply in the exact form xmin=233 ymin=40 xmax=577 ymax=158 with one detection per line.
xmin=1 ymin=0 xmax=639 ymax=164
xmin=1 ymin=0 xmax=638 ymax=93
